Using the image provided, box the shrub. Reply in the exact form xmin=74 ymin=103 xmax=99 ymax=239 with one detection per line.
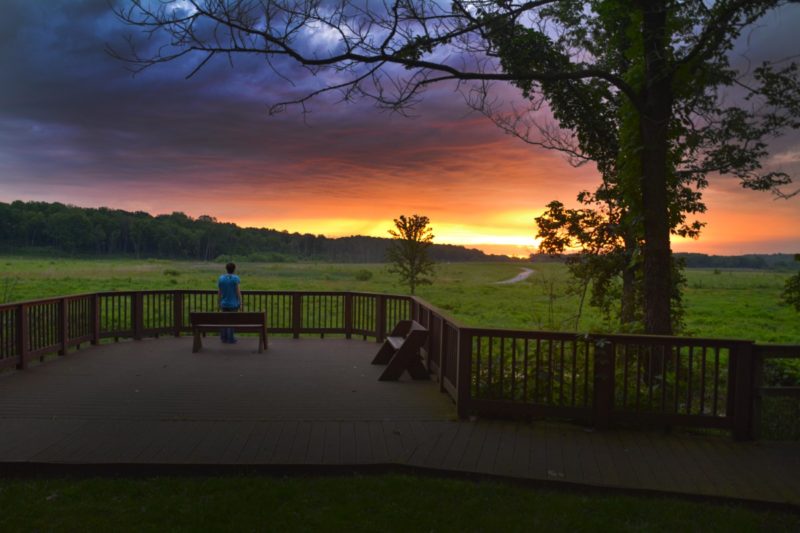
xmin=354 ymin=269 xmax=373 ymax=281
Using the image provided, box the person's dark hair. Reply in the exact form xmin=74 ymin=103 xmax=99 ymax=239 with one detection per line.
xmin=225 ymin=262 xmax=236 ymax=274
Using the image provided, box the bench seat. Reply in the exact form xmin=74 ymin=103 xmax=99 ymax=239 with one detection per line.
xmin=189 ymin=312 xmax=268 ymax=353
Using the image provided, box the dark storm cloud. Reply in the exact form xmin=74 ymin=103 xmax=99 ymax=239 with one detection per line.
xmin=0 ymin=0 xmax=507 ymax=198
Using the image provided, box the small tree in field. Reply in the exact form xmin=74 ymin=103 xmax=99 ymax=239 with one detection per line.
xmin=387 ymin=215 xmax=435 ymax=295
xmin=783 ymin=255 xmax=800 ymax=312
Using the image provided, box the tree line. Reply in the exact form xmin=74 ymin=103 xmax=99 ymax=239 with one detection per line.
xmin=0 ymin=201 xmax=500 ymax=263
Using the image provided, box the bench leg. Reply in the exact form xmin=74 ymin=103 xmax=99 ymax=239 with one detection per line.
xmin=371 ymin=341 xmax=394 ymax=365
xmin=192 ymin=331 xmax=202 ymax=353
xmin=406 ymin=356 xmax=429 ymax=380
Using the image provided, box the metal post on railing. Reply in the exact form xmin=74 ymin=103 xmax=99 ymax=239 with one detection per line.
xmin=173 ymin=291 xmax=183 ymax=337
xmin=732 ymin=341 xmax=757 ymax=441
xmin=292 ymin=293 xmax=302 ymax=339
xmin=132 ymin=293 xmax=143 ymax=340
xmin=376 ymin=294 xmax=387 ymax=343
xmin=344 ymin=293 xmax=353 ymax=340
xmin=91 ymin=294 xmax=100 ymax=345
xmin=58 ymin=297 xmax=69 ymax=356
xmin=456 ymin=328 xmax=472 ymax=419
xmin=16 ymin=303 xmax=28 ymax=370
xmin=593 ymin=338 xmax=615 ymax=430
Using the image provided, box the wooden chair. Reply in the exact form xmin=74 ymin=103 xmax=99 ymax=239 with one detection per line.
xmin=372 ymin=320 xmax=429 ymax=381
xmin=190 ymin=312 xmax=268 ymax=353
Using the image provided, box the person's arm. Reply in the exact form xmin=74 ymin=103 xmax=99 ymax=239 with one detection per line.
xmin=237 ymin=284 xmax=243 ymax=311
xmin=218 ymin=288 xmax=223 ymax=310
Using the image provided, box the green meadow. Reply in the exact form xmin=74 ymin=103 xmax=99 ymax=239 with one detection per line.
xmin=2 ymin=256 xmax=798 ymax=343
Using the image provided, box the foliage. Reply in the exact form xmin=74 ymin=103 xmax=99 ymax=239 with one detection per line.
xmin=782 ymin=254 xmax=800 ymax=311
xmin=535 ymin=196 xmax=686 ymax=333
xmin=3 ymin=475 xmax=798 ymax=532
xmin=387 ymin=214 xmax=435 ymax=294
xmin=354 ymin=269 xmax=373 ymax=282
xmin=0 ymin=200 xmax=492 ymax=263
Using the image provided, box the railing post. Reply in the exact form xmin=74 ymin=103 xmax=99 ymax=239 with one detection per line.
xmin=173 ymin=291 xmax=183 ymax=337
xmin=456 ymin=328 xmax=472 ymax=419
xmin=91 ymin=294 xmax=101 ymax=345
xmin=344 ymin=293 xmax=353 ymax=340
xmin=132 ymin=292 xmax=143 ymax=340
xmin=376 ymin=294 xmax=387 ymax=342
xmin=292 ymin=293 xmax=302 ymax=339
xmin=732 ymin=341 xmax=756 ymax=441
xmin=439 ymin=323 xmax=447 ymax=392
xmin=58 ymin=297 xmax=69 ymax=356
xmin=752 ymin=345 xmax=764 ymax=440
xmin=16 ymin=303 xmax=28 ymax=370
xmin=593 ymin=338 xmax=615 ymax=430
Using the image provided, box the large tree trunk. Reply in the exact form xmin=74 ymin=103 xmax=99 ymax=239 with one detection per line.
xmin=639 ymin=0 xmax=673 ymax=336
xmin=620 ymin=235 xmax=637 ymax=325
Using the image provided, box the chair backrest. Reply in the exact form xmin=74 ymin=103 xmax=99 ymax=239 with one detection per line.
xmin=190 ymin=312 xmax=266 ymax=325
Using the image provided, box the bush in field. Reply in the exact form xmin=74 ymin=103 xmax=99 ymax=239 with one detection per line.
xmin=354 ymin=269 xmax=373 ymax=282
xmin=245 ymin=252 xmax=291 ymax=263
xmin=782 ymin=254 xmax=800 ymax=312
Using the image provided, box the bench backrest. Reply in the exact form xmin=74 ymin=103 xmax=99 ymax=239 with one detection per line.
xmin=409 ymin=320 xmax=426 ymax=333
xmin=190 ymin=312 xmax=266 ymax=325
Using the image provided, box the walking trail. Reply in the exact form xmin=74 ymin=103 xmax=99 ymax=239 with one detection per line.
xmin=496 ymin=267 xmax=535 ymax=284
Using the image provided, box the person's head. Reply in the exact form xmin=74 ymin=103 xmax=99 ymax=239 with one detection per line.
xmin=225 ymin=262 xmax=236 ymax=274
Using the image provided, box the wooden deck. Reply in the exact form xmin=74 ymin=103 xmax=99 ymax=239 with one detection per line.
xmin=0 ymin=337 xmax=798 ymax=506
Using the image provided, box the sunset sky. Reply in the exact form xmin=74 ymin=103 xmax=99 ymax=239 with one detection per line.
xmin=1 ymin=1 xmax=799 ymax=257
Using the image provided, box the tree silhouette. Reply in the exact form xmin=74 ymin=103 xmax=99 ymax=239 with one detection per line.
xmin=387 ymin=215 xmax=435 ymax=294
xmin=783 ymin=254 xmax=800 ymax=312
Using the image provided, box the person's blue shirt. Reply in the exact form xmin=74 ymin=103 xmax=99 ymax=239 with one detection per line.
xmin=218 ymin=274 xmax=240 ymax=309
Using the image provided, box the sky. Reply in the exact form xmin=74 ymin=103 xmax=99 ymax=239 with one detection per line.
xmin=0 ymin=0 xmax=799 ymax=257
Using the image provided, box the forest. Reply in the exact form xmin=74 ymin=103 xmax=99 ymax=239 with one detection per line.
xmin=0 ymin=201 xmax=500 ymax=263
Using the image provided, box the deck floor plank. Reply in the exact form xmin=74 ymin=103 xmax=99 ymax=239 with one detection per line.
xmin=220 ymin=421 xmax=257 ymax=464
xmin=305 ymin=422 xmax=326 ymax=464
xmin=368 ymin=421 xmax=389 ymax=464
xmin=255 ymin=420 xmax=285 ymax=464
xmin=322 ymin=421 xmax=341 ymax=465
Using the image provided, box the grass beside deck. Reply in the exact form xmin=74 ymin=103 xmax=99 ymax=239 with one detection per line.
xmin=1 ymin=474 xmax=798 ymax=532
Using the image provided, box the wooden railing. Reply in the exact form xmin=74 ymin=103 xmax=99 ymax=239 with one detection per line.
xmin=753 ymin=344 xmax=800 ymax=438
xmin=1 ymin=290 xmax=798 ymax=440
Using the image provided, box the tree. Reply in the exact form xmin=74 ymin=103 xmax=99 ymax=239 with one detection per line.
xmin=113 ymin=1 xmax=800 ymax=333
xmin=387 ymin=215 xmax=435 ymax=294
xmin=783 ymin=254 xmax=800 ymax=312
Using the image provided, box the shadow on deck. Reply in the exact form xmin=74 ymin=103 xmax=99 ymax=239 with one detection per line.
xmin=0 ymin=337 xmax=798 ymax=508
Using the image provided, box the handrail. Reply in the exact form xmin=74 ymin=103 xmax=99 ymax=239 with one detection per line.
xmin=1 ymin=289 xmax=798 ymax=440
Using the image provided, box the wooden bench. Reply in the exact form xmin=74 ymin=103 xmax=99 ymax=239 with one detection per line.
xmin=190 ymin=312 xmax=268 ymax=353
xmin=371 ymin=320 xmax=429 ymax=381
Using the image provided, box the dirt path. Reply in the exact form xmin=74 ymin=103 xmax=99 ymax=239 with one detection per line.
xmin=496 ymin=267 xmax=535 ymax=284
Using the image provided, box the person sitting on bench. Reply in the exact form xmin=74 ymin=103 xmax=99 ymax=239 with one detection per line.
xmin=217 ymin=262 xmax=242 ymax=344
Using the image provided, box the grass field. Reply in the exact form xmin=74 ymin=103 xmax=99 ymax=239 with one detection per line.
xmin=1 ymin=474 xmax=798 ymax=532
xmin=2 ymin=256 xmax=798 ymax=343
